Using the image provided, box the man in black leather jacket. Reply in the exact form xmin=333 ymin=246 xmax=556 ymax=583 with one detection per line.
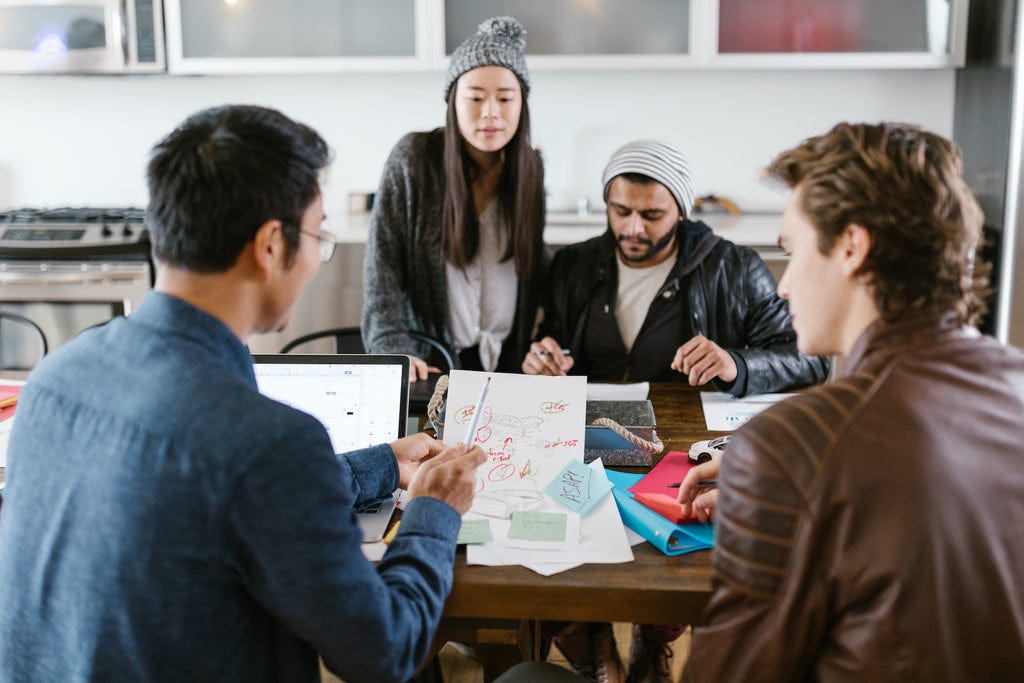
xmin=522 ymin=139 xmax=828 ymax=398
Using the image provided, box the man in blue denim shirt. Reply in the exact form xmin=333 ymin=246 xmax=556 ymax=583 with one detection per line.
xmin=0 ymin=105 xmax=485 ymax=683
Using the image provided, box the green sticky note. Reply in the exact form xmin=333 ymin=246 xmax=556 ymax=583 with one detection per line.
xmin=457 ymin=519 xmax=493 ymax=545
xmin=508 ymin=511 xmax=567 ymax=543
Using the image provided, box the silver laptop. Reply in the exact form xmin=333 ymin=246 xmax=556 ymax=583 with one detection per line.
xmin=251 ymin=353 xmax=410 ymax=542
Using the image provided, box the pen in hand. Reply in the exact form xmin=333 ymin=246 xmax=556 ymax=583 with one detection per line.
xmin=463 ymin=376 xmax=492 ymax=449
xmin=668 ymin=480 xmax=717 ymax=488
xmin=533 ymin=348 xmax=572 ymax=356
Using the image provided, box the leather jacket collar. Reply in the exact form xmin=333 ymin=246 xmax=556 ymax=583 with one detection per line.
xmin=843 ymin=311 xmax=975 ymax=377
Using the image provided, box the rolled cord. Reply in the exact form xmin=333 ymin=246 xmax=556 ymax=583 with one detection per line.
xmin=591 ymin=417 xmax=665 ymax=453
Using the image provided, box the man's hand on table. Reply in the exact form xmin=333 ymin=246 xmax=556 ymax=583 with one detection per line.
xmin=671 ymin=335 xmax=737 ymax=386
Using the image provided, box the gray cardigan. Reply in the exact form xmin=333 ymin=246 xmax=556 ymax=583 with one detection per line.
xmin=362 ymin=129 xmax=546 ymax=371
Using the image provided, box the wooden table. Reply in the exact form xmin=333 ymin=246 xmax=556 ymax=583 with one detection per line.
xmin=0 ymin=384 xmax=723 ymax=628
xmin=434 ymin=384 xmax=727 ymax=662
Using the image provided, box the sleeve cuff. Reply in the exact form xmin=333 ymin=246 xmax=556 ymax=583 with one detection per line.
xmin=398 ymin=496 xmax=462 ymax=543
xmin=343 ymin=443 xmax=400 ymax=504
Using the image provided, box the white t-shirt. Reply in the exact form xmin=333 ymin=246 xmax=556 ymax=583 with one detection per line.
xmin=446 ymin=200 xmax=517 ymax=371
xmin=615 ymin=253 xmax=677 ymax=352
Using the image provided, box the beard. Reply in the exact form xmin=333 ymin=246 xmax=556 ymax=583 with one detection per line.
xmin=614 ymin=220 xmax=679 ymax=263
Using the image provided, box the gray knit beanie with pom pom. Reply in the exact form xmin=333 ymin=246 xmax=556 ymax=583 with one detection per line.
xmin=444 ymin=16 xmax=530 ymax=102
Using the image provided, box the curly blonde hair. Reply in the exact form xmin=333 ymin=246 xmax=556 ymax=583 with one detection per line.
xmin=767 ymin=122 xmax=989 ymax=326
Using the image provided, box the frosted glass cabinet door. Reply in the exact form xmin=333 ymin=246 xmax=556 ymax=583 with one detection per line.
xmin=717 ymin=0 xmax=959 ymax=57
xmin=444 ymin=0 xmax=691 ymax=58
xmin=176 ymin=0 xmax=415 ymax=59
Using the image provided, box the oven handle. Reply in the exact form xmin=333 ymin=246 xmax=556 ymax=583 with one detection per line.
xmin=0 ymin=271 xmax=148 ymax=285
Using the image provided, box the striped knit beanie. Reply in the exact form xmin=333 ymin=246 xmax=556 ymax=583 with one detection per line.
xmin=444 ymin=17 xmax=530 ymax=102
xmin=602 ymin=140 xmax=695 ymax=218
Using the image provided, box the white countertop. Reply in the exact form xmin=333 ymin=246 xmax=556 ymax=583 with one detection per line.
xmin=334 ymin=211 xmax=783 ymax=248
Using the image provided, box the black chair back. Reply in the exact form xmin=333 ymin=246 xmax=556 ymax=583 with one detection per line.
xmin=279 ymin=327 xmax=460 ymax=372
xmin=0 ymin=311 xmax=49 ymax=371
xmin=279 ymin=326 xmax=364 ymax=354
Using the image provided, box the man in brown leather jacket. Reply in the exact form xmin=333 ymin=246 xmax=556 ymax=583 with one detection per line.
xmin=679 ymin=122 xmax=1024 ymax=680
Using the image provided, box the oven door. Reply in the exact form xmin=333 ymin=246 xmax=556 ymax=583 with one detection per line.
xmin=0 ymin=0 xmax=164 ymax=73
xmin=0 ymin=261 xmax=150 ymax=370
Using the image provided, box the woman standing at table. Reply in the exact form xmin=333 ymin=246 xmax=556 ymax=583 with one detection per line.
xmin=362 ymin=16 xmax=546 ymax=379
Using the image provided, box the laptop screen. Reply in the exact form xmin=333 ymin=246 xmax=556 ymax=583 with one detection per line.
xmin=251 ymin=354 xmax=410 ymax=453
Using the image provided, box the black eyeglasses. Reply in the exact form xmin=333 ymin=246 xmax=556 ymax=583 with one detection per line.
xmin=298 ymin=228 xmax=338 ymax=263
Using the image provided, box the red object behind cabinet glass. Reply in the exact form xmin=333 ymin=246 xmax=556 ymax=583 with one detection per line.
xmin=719 ymin=0 xmax=866 ymax=53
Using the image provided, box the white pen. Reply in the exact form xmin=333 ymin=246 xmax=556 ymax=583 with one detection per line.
xmin=463 ymin=376 xmax=492 ymax=449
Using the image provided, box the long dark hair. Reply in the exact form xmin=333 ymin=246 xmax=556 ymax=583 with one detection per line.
xmin=440 ymin=80 xmax=544 ymax=280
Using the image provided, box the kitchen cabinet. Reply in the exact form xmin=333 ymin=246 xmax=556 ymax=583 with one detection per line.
xmin=164 ymin=0 xmax=431 ymax=74
xmin=164 ymin=0 xmax=968 ymax=74
xmin=709 ymin=0 xmax=968 ymax=68
xmin=442 ymin=0 xmax=698 ymax=69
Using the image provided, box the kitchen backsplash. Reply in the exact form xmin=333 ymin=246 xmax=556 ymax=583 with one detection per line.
xmin=0 ymin=68 xmax=955 ymax=215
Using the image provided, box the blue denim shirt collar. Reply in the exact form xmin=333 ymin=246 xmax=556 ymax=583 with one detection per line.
xmin=132 ymin=290 xmax=256 ymax=388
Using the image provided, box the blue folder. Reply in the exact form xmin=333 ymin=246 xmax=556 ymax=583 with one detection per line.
xmin=606 ymin=470 xmax=715 ymax=556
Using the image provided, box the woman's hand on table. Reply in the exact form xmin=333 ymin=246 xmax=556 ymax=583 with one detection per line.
xmin=409 ymin=356 xmax=441 ymax=382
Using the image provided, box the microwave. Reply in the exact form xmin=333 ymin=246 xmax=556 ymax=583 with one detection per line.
xmin=0 ymin=0 xmax=164 ymax=73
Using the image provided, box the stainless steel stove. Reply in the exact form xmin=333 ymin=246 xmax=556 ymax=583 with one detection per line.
xmin=0 ymin=208 xmax=153 ymax=370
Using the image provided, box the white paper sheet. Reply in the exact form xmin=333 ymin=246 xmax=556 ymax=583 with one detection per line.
xmin=0 ymin=380 xmax=24 ymax=470
xmin=586 ymin=382 xmax=650 ymax=401
xmin=444 ymin=371 xmax=588 ymax=517
xmin=0 ymin=417 xmax=13 ymax=470
xmin=466 ymin=459 xmax=634 ymax=574
xmin=361 ymin=541 xmax=388 ymax=562
xmin=700 ymin=391 xmax=795 ymax=431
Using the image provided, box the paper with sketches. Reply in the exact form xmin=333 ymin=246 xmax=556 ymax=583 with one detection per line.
xmin=700 ymin=391 xmax=795 ymax=431
xmin=466 ymin=458 xmax=633 ymax=574
xmin=444 ymin=370 xmax=587 ymax=516
xmin=586 ymin=382 xmax=649 ymax=401
xmin=545 ymin=458 xmax=613 ymax=516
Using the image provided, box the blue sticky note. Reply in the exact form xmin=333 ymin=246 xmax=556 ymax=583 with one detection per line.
xmin=545 ymin=459 xmax=614 ymax=516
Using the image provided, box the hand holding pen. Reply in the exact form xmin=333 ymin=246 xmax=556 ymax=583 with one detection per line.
xmin=521 ymin=336 xmax=575 ymax=376
xmin=678 ymin=459 xmax=720 ymax=524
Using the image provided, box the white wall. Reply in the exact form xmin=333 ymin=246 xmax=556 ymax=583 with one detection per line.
xmin=0 ymin=68 xmax=955 ymax=216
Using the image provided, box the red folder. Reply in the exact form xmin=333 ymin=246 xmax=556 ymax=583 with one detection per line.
xmin=0 ymin=384 xmax=22 ymax=422
xmin=627 ymin=451 xmax=701 ymax=524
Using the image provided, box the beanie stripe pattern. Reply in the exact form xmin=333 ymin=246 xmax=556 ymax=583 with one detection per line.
xmin=601 ymin=140 xmax=695 ymax=218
